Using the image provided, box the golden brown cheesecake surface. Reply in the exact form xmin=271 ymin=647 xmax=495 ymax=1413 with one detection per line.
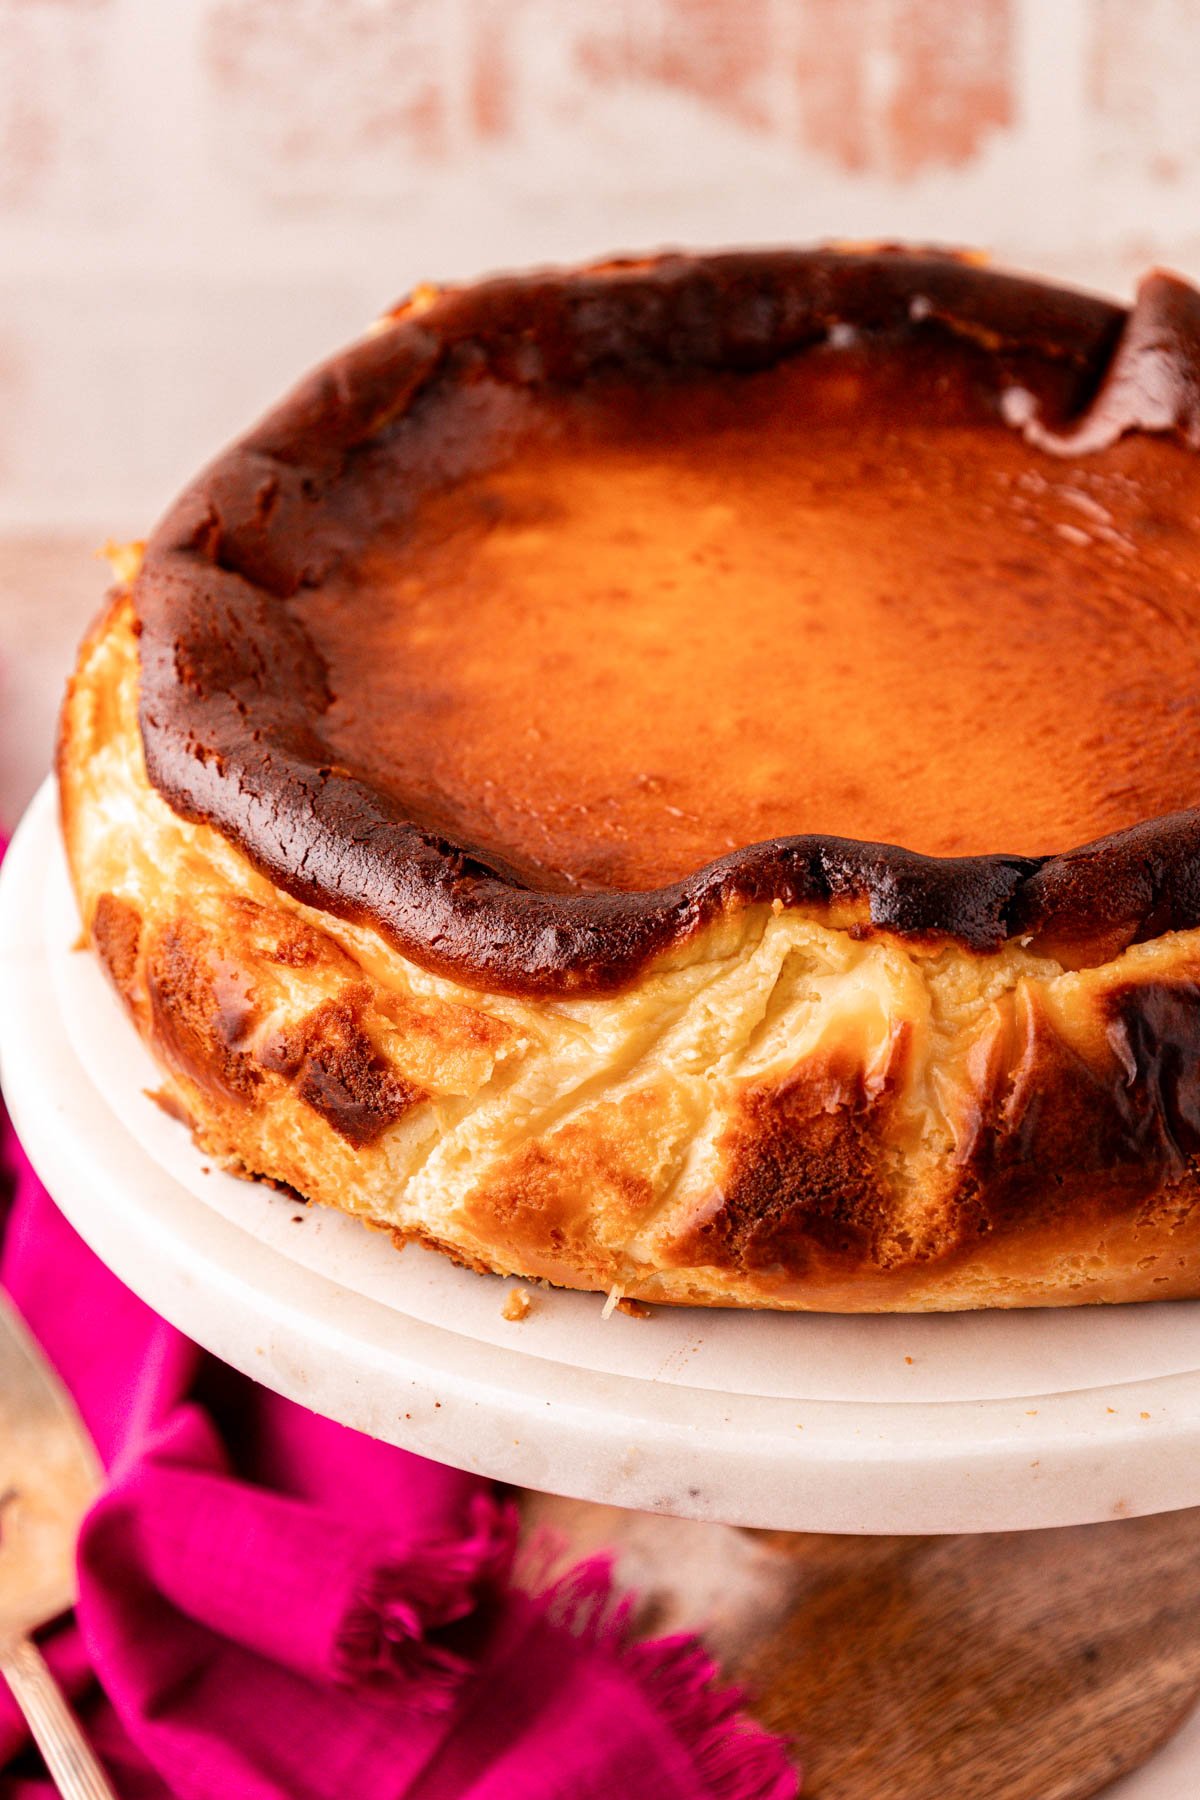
xmin=309 ymin=343 xmax=1200 ymax=890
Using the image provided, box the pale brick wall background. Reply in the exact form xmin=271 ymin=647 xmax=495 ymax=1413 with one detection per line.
xmin=1 ymin=0 xmax=1200 ymax=535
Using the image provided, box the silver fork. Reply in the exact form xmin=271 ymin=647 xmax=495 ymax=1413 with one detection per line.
xmin=0 ymin=1289 xmax=117 ymax=1798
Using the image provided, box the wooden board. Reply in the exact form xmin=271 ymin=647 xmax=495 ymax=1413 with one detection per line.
xmin=523 ymin=1497 xmax=1200 ymax=1798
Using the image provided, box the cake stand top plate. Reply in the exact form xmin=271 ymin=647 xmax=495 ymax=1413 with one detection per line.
xmin=5 ymin=780 xmax=1200 ymax=1535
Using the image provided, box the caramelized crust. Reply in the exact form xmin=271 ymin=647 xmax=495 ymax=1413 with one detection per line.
xmin=59 ymin=592 xmax=1200 ymax=1309
xmin=130 ymin=249 xmax=1200 ymax=996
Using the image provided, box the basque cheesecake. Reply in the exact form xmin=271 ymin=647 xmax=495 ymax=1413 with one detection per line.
xmin=58 ymin=247 xmax=1200 ymax=1310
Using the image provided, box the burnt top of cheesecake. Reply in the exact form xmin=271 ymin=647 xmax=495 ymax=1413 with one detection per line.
xmin=299 ymin=345 xmax=1200 ymax=892
xmin=134 ymin=249 xmax=1200 ymax=994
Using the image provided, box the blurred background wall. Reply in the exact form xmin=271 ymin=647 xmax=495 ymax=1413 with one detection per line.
xmin=1 ymin=0 xmax=1200 ymax=541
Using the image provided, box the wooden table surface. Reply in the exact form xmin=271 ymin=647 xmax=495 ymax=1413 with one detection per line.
xmin=524 ymin=1495 xmax=1200 ymax=1797
xmin=5 ymin=534 xmax=1200 ymax=1797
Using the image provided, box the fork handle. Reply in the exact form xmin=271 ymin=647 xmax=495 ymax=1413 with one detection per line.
xmin=0 ymin=1635 xmax=118 ymax=1800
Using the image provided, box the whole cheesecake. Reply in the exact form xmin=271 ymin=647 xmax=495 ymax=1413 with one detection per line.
xmin=59 ymin=247 xmax=1200 ymax=1310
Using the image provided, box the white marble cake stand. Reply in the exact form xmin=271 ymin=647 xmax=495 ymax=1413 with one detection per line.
xmin=6 ymin=779 xmax=1200 ymax=1542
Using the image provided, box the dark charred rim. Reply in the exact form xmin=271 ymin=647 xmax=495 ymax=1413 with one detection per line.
xmin=132 ymin=246 xmax=1200 ymax=997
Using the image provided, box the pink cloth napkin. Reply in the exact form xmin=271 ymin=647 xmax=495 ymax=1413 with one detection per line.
xmin=0 ymin=880 xmax=798 ymax=1800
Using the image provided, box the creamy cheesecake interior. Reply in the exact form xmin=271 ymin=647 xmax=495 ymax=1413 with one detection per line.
xmin=295 ymin=336 xmax=1200 ymax=893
